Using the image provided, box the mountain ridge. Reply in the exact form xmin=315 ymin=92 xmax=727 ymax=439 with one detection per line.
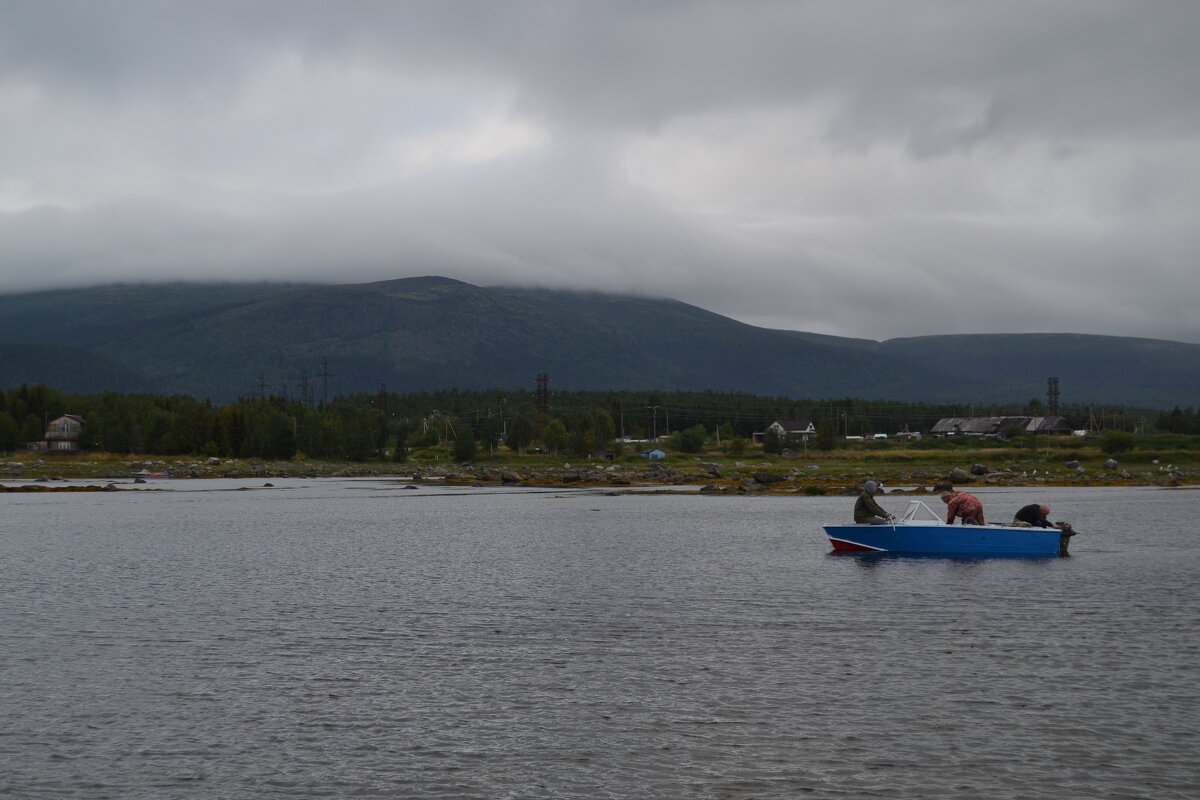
xmin=0 ymin=276 xmax=1196 ymax=406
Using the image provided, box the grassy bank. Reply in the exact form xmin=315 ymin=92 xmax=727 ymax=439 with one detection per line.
xmin=4 ymin=438 xmax=1195 ymax=491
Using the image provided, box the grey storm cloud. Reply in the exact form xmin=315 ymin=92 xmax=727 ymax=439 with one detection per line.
xmin=1 ymin=0 xmax=1199 ymax=343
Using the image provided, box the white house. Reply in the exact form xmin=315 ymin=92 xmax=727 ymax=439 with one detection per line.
xmin=763 ymin=419 xmax=816 ymax=442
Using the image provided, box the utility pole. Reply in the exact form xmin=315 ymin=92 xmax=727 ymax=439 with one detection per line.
xmin=535 ymin=374 xmax=549 ymax=414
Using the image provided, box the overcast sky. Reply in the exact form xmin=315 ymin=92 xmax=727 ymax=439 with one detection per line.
xmin=2 ymin=1 xmax=1198 ymax=343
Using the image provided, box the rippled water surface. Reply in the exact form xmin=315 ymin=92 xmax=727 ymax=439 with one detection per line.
xmin=2 ymin=480 xmax=1198 ymax=798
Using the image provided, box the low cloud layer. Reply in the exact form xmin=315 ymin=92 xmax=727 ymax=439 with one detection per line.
xmin=2 ymin=1 xmax=1198 ymax=343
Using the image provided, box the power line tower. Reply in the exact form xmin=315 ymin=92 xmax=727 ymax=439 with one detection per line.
xmin=1047 ymin=377 xmax=1061 ymax=415
xmin=252 ymin=372 xmax=267 ymax=402
xmin=423 ymin=410 xmax=455 ymax=441
xmin=319 ymin=358 xmax=334 ymax=405
xmin=535 ymin=373 xmax=549 ymax=414
xmin=298 ymin=370 xmax=314 ymax=407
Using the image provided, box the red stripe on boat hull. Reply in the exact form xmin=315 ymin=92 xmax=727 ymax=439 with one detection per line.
xmin=828 ymin=537 xmax=886 ymax=552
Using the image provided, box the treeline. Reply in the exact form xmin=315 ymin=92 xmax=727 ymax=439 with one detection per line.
xmin=0 ymin=383 xmax=1186 ymax=461
xmin=0 ymin=385 xmax=395 ymax=461
xmin=1157 ymin=406 xmax=1200 ymax=435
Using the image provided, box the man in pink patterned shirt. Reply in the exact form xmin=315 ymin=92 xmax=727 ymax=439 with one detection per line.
xmin=941 ymin=491 xmax=985 ymax=525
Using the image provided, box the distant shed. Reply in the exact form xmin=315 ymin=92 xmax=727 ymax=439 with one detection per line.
xmin=931 ymin=415 xmax=1072 ymax=439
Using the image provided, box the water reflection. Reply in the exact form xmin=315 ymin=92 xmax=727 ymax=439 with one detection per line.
xmin=829 ymin=551 xmax=1064 ymax=566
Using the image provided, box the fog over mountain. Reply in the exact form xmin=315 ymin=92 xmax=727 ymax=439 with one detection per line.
xmin=1 ymin=2 xmax=1198 ymax=344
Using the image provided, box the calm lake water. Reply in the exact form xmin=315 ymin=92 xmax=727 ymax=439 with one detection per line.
xmin=2 ymin=480 xmax=1198 ymax=799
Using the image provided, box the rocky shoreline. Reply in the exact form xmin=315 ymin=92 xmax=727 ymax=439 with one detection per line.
xmin=3 ymin=455 xmax=1192 ymax=492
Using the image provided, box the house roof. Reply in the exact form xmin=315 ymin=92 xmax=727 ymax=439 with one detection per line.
xmin=930 ymin=417 xmax=969 ymax=434
xmin=931 ymin=416 xmax=1032 ymax=435
xmin=772 ymin=419 xmax=815 ymax=431
xmin=1028 ymin=416 xmax=1070 ymax=432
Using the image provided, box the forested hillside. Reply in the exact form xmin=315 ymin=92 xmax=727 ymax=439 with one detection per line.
xmin=1 ymin=277 xmax=1197 ymax=406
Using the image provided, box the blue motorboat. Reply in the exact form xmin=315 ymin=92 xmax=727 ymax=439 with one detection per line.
xmin=823 ymin=500 xmax=1076 ymax=556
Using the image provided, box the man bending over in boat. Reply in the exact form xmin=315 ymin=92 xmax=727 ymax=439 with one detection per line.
xmin=854 ymin=480 xmax=895 ymax=524
xmin=1013 ymin=503 xmax=1057 ymax=528
xmin=941 ymin=491 xmax=985 ymax=525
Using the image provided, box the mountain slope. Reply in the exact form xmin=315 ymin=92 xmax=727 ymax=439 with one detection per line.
xmin=879 ymin=334 xmax=1200 ymax=406
xmin=0 ymin=343 xmax=151 ymax=395
xmin=0 ymin=277 xmax=1195 ymax=406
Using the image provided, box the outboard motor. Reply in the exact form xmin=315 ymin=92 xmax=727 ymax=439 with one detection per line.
xmin=1056 ymin=521 xmax=1077 ymax=556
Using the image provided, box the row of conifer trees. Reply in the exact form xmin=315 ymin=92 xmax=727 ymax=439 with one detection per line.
xmin=0 ymin=383 xmax=1184 ymax=460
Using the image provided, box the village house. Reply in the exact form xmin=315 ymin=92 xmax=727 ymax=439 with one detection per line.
xmin=755 ymin=419 xmax=817 ymax=443
xmin=28 ymin=414 xmax=86 ymax=452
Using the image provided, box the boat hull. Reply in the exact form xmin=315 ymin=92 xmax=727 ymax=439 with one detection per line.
xmin=823 ymin=521 xmax=1070 ymax=556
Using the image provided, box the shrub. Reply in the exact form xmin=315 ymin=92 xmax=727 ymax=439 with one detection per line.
xmin=671 ymin=424 xmax=709 ymax=454
xmin=1099 ymin=430 xmax=1136 ymax=455
xmin=452 ymin=429 xmax=476 ymax=462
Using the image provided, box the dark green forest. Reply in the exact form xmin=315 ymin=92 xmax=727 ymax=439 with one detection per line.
xmin=3 ymin=279 xmax=1199 ymax=407
xmin=3 ymin=383 xmax=1194 ymax=462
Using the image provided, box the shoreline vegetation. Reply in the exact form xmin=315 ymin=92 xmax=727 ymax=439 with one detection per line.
xmin=3 ymin=445 xmax=1194 ymax=493
xmin=6 ymin=385 xmax=1198 ymax=493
